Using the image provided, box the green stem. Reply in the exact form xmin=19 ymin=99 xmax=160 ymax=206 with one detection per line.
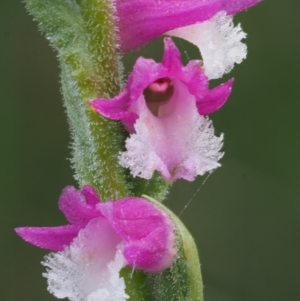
xmin=131 ymin=172 xmax=172 ymax=202
xmin=24 ymin=0 xmax=129 ymax=200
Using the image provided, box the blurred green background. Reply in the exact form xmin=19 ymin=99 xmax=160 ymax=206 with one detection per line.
xmin=1 ymin=0 xmax=300 ymax=300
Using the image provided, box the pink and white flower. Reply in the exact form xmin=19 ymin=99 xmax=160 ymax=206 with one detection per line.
xmin=15 ymin=186 xmax=176 ymax=301
xmin=116 ymin=0 xmax=262 ymax=78
xmin=90 ymin=38 xmax=233 ymax=181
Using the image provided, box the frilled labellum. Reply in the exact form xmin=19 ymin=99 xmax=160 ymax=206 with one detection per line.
xmin=90 ymin=38 xmax=233 ymax=181
xmin=167 ymin=11 xmax=247 ymax=79
xmin=15 ymin=186 xmax=176 ymax=301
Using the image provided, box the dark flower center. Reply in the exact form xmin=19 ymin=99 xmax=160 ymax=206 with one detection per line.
xmin=143 ymin=77 xmax=174 ymax=116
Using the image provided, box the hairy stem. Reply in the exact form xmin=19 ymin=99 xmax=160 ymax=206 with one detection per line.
xmin=24 ymin=0 xmax=129 ymax=200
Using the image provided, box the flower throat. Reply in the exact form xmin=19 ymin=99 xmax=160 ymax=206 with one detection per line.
xmin=143 ymin=77 xmax=174 ymax=117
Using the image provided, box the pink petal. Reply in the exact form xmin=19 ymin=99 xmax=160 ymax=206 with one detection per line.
xmin=81 ymin=185 xmax=101 ymax=206
xmin=161 ymin=38 xmax=183 ymax=74
xmin=15 ymin=225 xmax=80 ymax=251
xmin=100 ymin=197 xmax=176 ymax=272
xmin=123 ymin=227 xmax=175 ymax=272
xmin=100 ymin=198 xmax=166 ymax=239
xmin=116 ymin=0 xmax=263 ymax=51
xmin=58 ymin=186 xmax=101 ymax=226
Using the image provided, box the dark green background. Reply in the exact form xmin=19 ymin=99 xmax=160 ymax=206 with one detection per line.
xmin=1 ymin=0 xmax=300 ymax=300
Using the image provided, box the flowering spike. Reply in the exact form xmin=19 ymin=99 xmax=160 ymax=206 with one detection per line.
xmin=90 ymin=38 xmax=231 ymax=181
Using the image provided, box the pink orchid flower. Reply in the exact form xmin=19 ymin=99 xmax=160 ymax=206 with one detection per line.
xmin=117 ymin=0 xmax=262 ymax=78
xmin=15 ymin=186 xmax=176 ymax=301
xmin=90 ymin=38 xmax=232 ymax=181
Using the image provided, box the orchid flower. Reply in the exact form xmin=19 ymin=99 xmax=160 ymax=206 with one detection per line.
xmin=117 ymin=0 xmax=262 ymax=78
xmin=15 ymin=186 xmax=176 ymax=301
xmin=90 ymin=38 xmax=232 ymax=181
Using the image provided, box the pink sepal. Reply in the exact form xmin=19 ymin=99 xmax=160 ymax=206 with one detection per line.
xmin=197 ymin=78 xmax=234 ymax=115
xmin=58 ymin=186 xmax=101 ymax=226
xmin=15 ymin=225 xmax=80 ymax=251
xmin=90 ymin=90 xmax=138 ymax=133
xmin=81 ymin=185 xmax=101 ymax=206
xmin=15 ymin=185 xmax=101 ymax=251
